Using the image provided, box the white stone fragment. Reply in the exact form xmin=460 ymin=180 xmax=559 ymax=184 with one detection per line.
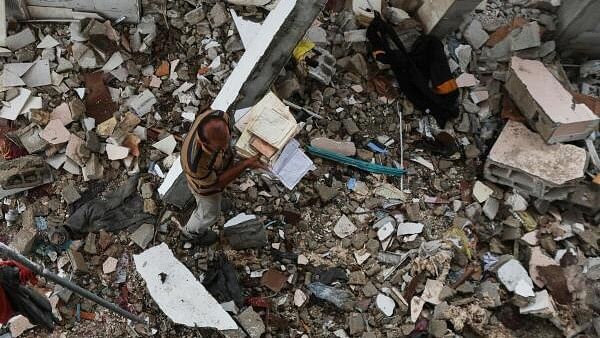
xmin=133 ymin=243 xmax=238 ymax=330
xmin=333 ymin=215 xmax=357 ymax=239
xmin=497 ymin=259 xmax=534 ymax=297
xmin=376 ymin=294 xmax=396 ymax=316
xmin=103 ymin=257 xmax=118 ymax=274
xmin=410 ymin=296 xmax=425 ymax=322
xmin=152 ymin=135 xmax=177 ymax=155
xmin=397 ymin=222 xmax=424 ymax=236
xmin=421 ymin=279 xmax=444 ymax=305
xmin=472 ymin=181 xmax=494 ymax=203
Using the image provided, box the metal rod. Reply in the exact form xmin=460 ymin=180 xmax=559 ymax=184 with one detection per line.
xmin=396 ymin=102 xmax=404 ymax=191
xmin=0 ymin=243 xmax=146 ymax=324
xmin=283 ymin=99 xmax=324 ymax=119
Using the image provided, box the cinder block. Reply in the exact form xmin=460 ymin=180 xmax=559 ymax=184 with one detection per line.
xmin=505 ymin=57 xmax=599 ymax=143
xmin=484 ymin=121 xmax=588 ymax=200
xmin=417 ymin=0 xmax=483 ymax=37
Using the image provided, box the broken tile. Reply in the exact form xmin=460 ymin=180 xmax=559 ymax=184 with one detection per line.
xmin=519 ymin=290 xmax=555 ymax=316
xmin=105 ymin=144 xmax=130 ymax=160
xmin=50 ymin=103 xmax=73 ymax=126
xmin=0 ymin=88 xmax=31 ymax=120
xmin=410 ymin=296 xmax=425 ymax=322
xmin=37 ymin=35 xmax=60 ymax=49
xmin=261 ymin=269 xmax=287 ymax=292
xmin=152 ymin=135 xmax=177 ymax=155
xmin=84 ymin=72 xmax=118 ymax=124
xmin=39 ymin=119 xmax=70 ymax=145
xmin=396 ymin=222 xmax=424 ymax=236
xmin=294 ymin=289 xmax=308 ymax=307
xmin=127 ymin=89 xmax=157 ymax=116
xmin=529 ymin=246 xmax=558 ymax=288
xmin=101 ymin=52 xmax=124 ymax=72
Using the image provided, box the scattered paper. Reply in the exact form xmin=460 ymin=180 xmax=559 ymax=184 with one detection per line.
xmin=270 ymin=139 xmax=314 ymax=190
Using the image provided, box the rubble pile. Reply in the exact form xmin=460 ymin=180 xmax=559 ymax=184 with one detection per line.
xmin=1 ymin=0 xmax=599 ymax=337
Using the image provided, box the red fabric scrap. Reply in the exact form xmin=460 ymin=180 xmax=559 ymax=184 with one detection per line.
xmin=0 ymin=260 xmax=38 ymax=324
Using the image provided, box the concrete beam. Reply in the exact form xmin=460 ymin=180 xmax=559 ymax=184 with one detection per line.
xmin=25 ymin=0 xmax=141 ymax=23
xmin=212 ymin=0 xmax=327 ymax=111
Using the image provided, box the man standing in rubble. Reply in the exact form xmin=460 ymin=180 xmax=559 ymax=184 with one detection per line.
xmin=181 ymin=109 xmax=263 ymax=246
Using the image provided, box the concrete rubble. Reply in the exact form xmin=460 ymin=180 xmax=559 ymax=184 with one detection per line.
xmin=0 ymin=0 xmax=599 ymax=337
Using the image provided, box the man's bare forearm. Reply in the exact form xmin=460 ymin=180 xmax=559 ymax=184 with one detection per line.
xmin=213 ymin=159 xmax=253 ymax=190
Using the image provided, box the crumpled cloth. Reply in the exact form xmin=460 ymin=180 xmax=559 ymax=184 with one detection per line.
xmin=66 ymin=176 xmax=154 ymax=234
xmin=202 ymin=254 xmax=244 ymax=307
xmin=0 ymin=260 xmax=57 ymax=328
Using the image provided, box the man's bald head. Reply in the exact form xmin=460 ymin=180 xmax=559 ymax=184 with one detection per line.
xmin=198 ymin=118 xmax=230 ymax=151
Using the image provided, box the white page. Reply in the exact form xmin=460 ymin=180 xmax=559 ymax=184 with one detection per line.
xmin=271 ymin=139 xmax=314 ymax=190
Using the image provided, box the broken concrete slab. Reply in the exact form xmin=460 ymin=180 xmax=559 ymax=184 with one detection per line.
xmin=484 ymin=121 xmax=588 ymax=200
xmin=37 ymin=35 xmax=60 ymax=49
xmin=6 ymin=28 xmax=36 ymax=51
xmin=133 ymin=243 xmax=238 ymax=329
xmin=505 ymin=57 xmax=599 ymax=143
